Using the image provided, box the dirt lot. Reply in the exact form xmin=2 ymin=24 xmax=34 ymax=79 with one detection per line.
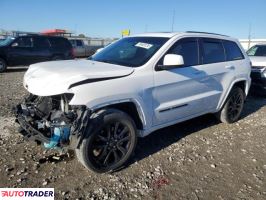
xmin=0 ymin=67 xmax=266 ymax=200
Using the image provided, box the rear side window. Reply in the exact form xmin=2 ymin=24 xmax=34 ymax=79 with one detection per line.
xmin=34 ymin=37 xmax=50 ymax=49
xmin=49 ymin=37 xmax=71 ymax=48
xmin=76 ymin=40 xmax=83 ymax=47
xmin=69 ymin=40 xmax=76 ymax=47
xmin=202 ymin=39 xmax=225 ymax=64
xmin=167 ymin=38 xmax=199 ymax=66
xmin=223 ymin=40 xmax=244 ymax=61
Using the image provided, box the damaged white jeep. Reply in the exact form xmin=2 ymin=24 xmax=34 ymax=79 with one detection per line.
xmin=15 ymin=32 xmax=251 ymax=173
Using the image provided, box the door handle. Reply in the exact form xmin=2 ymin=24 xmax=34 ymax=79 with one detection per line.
xmin=225 ymin=65 xmax=235 ymax=70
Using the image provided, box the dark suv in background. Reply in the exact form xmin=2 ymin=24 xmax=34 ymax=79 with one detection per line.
xmin=0 ymin=35 xmax=74 ymax=72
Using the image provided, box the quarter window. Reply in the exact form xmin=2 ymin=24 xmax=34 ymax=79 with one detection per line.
xmin=223 ymin=40 xmax=244 ymax=61
xmin=167 ymin=39 xmax=199 ymax=66
xmin=202 ymin=39 xmax=225 ymax=64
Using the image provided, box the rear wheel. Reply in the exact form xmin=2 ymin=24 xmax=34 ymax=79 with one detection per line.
xmin=76 ymin=109 xmax=137 ymax=173
xmin=216 ymin=87 xmax=245 ymax=123
xmin=0 ymin=58 xmax=7 ymax=72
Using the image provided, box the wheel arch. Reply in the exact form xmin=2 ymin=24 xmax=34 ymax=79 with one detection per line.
xmin=91 ymin=100 xmax=146 ymax=132
xmin=0 ymin=56 xmax=8 ymax=65
xmin=218 ymin=78 xmax=250 ymax=111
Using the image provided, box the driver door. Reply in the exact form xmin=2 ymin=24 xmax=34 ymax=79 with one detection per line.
xmin=152 ymin=37 xmax=210 ymax=126
xmin=8 ymin=37 xmax=34 ymax=66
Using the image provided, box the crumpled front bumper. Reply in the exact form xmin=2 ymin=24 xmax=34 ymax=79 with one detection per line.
xmin=14 ymin=104 xmax=50 ymax=143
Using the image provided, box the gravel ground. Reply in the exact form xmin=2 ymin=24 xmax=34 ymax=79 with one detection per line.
xmin=0 ymin=67 xmax=266 ymax=200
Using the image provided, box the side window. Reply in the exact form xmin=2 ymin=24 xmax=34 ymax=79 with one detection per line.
xmin=16 ymin=37 xmax=33 ymax=47
xmin=167 ymin=38 xmax=199 ymax=66
xmin=76 ymin=40 xmax=83 ymax=47
xmin=34 ymin=37 xmax=50 ymax=49
xmin=223 ymin=40 xmax=244 ymax=61
xmin=202 ymin=39 xmax=225 ymax=64
xmin=69 ymin=40 xmax=76 ymax=47
xmin=49 ymin=38 xmax=70 ymax=48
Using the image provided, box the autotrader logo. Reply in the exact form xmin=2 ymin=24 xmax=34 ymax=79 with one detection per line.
xmin=0 ymin=188 xmax=54 ymax=200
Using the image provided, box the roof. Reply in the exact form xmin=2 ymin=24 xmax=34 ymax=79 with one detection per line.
xmin=133 ymin=32 xmax=182 ymax=38
xmin=132 ymin=31 xmax=231 ymax=39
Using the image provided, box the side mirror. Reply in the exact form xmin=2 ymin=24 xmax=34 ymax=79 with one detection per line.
xmin=11 ymin=42 xmax=18 ymax=47
xmin=157 ymin=54 xmax=184 ymax=70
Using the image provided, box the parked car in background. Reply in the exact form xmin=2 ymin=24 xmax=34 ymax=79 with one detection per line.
xmin=0 ymin=35 xmax=74 ymax=72
xmin=69 ymin=39 xmax=101 ymax=57
xmin=247 ymin=44 xmax=266 ymax=95
xmin=15 ymin=32 xmax=251 ymax=173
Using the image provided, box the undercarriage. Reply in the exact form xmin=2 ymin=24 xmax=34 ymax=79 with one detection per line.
xmin=14 ymin=93 xmax=91 ymax=150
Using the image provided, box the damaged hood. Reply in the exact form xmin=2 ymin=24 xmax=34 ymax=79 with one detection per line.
xmin=24 ymin=59 xmax=134 ymax=96
xmin=249 ymin=56 xmax=266 ymax=68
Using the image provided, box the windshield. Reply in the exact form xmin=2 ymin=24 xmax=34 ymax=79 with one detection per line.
xmin=0 ymin=37 xmax=15 ymax=46
xmin=89 ymin=37 xmax=169 ymax=67
xmin=247 ymin=45 xmax=266 ymax=56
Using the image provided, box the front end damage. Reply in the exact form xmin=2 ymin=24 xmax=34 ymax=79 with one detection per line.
xmin=14 ymin=94 xmax=91 ymax=150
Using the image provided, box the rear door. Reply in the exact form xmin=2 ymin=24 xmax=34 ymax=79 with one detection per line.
xmin=198 ymin=38 xmax=237 ymax=110
xmin=32 ymin=37 xmax=52 ymax=63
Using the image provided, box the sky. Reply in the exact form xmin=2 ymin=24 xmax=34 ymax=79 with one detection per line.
xmin=0 ymin=0 xmax=266 ymax=39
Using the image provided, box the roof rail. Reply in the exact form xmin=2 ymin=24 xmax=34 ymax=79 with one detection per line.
xmin=186 ymin=31 xmax=229 ymax=37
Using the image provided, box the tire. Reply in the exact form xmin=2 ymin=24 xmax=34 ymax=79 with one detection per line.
xmin=76 ymin=109 xmax=137 ymax=173
xmin=216 ymin=87 xmax=245 ymax=124
xmin=0 ymin=58 xmax=7 ymax=73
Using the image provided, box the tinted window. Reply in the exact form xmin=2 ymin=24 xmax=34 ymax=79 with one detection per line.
xmin=202 ymin=39 xmax=225 ymax=64
xmin=49 ymin=37 xmax=71 ymax=48
xmin=167 ymin=38 xmax=199 ymax=66
xmin=247 ymin=45 xmax=266 ymax=56
xmin=69 ymin=40 xmax=76 ymax=47
xmin=76 ymin=40 xmax=83 ymax=47
xmin=16 ymin=37 xmax=33 ymax=47
xmin=34 ymin=37 xmax=50 ymax=48
xmin=223 ymin=40 xmax=244 ymax=61
xmin=90 ymin=37 xmax=169 ymax=67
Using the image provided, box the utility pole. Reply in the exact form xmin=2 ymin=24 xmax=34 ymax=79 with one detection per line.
xmin=171 ymin=9 xmax=175 ymax=32
xmin=248 ymin=23 xmax=252 ymax=49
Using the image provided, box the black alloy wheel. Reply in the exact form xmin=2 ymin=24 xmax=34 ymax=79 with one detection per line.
xmin=77 ymin=109 xmax=137 ymax=173
xmin=216 ymin=87 xmax=245 ymax=123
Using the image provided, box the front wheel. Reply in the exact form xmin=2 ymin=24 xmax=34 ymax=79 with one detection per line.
xmin=76 ymin=109 xmax=137 ymax=173
xmin=0 ymin=58 xmax=7 ymax=73
xmin=216 ymin=87 xmax=245 ymax=123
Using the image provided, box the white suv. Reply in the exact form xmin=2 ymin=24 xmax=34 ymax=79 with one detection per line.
xmin=15 ymin=32 xmax=251 ymax=173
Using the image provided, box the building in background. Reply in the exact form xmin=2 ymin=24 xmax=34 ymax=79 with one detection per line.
xmin=239 ymin=39 xmax=266 ymax=50
xmin=41 ymin=29 xmax=74 ymax=37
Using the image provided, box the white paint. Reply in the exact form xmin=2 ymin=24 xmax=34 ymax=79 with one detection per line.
xmin=23 ymin=32 xmax=251 ymax=137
